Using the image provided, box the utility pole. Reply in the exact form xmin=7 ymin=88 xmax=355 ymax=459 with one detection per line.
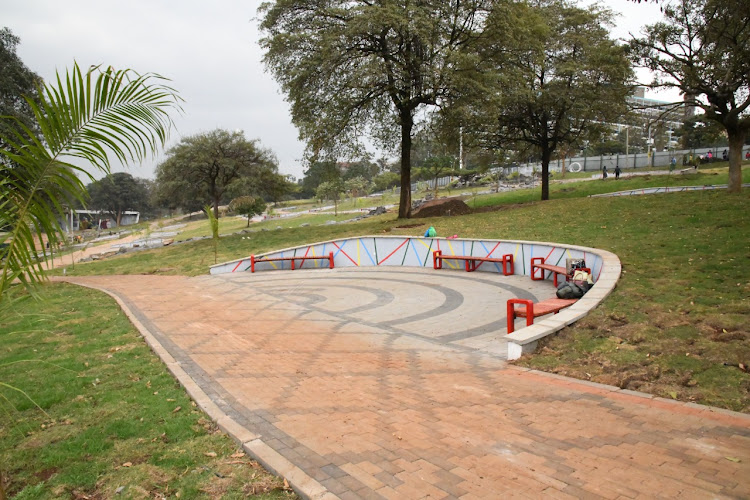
xmin=625 ymin=127 xmax=629 ymax=169
xmin=459 ymin=125 xmax=464 ymax=170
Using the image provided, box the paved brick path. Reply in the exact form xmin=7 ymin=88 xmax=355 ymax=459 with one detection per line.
xmin=64 ymin=270 xmax=750 ymax=499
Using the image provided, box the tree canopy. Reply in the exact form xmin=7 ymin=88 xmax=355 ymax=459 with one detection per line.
xmin=154 ymin=129 xmax=278 ymax=218
xmin=259 ymin=0 xmax=493 ymax=218
xmin=630 ymin=0 xmax=750 ymax=193
xmin=87 ymin=173 xmax=151 ymax=226
xmin=454 ymin=0 xmax=632 ymax=200
xmin=0 ymin=27 xmax=41 ymax=152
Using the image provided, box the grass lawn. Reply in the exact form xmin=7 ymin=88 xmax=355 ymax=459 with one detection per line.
xmin=0 ymin=285 xmax=296 ymax=499
xmin=2 ymin=164 xmax=748 ymax=496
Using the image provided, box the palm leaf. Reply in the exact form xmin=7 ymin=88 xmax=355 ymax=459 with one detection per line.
xmin=0 ymin=63 xmax=182 ymax=302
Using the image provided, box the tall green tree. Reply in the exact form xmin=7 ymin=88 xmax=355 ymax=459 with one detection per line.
xmin=154 ymin=129 xmax=277 ymax=219
xmin=87 ymin=173 xmax=150 ymax=226
xmin=456 ymin=0 xmax=632 ymax=200
xmin=259 ymin=0 xmax=494 ymax=218
xmin=630 ymin=0 xmax=750 ymax=192
xmin=0 ymin=28 xmax=41 ymax=152
xmin=0 ymin=63 xmax=181 ymax=302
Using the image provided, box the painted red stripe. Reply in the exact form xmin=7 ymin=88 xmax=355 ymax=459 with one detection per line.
xmin=544 ymin=246 xmax=556 ymax=261
xmin=378 ymin=239 xmax=409 ymax=265
xmin=484 ymin=241 xmax=501 ymax=258
xmin=231 ymin=260 xmax=244 ymax=272
xmin=333 ymin=241 xmax=358 ymax=266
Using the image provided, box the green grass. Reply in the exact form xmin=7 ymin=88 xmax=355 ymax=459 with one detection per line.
xmin=0 ymin=285 xmax=296 ymax=499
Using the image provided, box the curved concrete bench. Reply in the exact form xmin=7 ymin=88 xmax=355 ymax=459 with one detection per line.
xmin=210 ymin=236 xmax=621 ymax=359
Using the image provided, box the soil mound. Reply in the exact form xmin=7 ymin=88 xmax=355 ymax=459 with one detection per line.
xmin=412 ymin=198 xmax=472 ymax=218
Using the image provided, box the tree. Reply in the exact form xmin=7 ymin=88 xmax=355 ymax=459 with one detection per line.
xmin=459 ymin=0 xmax=632 ymax=200
xmin=154 ymin=129 xmax=277 ymax=219
xmin=0 ymin=63 xmax=180 ymax=302
xmin=343 ymin=176 xmax=372 ymax=200
xmin=299 ymin=161 xmax=341 ymax=199
xmin=316 ymin=179 xmax=345 ymax=216
xmin=259 ymin=0 xmax=493 ymax=218
xmin=372 ymin=171 xmax=400 ymax=192
xmin=229 ymin=195 xmax=267 ymax=227
xmin=87 ymin=173 xmax=149 ymax=226
xmin=630 ymin=0 xmax=750 ymax=192
xmin=677 ymin=115 xmax=727 ymax=150
xmin=0 ymin=28 xmax=41 ymax=152
xmin=420 ymin=155 xmax=456 ymax=196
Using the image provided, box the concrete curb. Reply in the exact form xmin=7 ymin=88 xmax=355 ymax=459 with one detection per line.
xmin=62 ymin=279 xmax=338 ymax=500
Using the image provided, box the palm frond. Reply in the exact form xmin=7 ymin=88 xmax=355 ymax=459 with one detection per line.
xmin=0 ymin=63 xmax=182 ymax=302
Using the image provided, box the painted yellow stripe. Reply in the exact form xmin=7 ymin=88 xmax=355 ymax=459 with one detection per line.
xmin=443 ymin=240 xmax=459 ymax=270
xmin=269 ymin=261 xmax=279 ymax=270
xmin=311 ymin=246 xmax=317 ymax=267
xmin=356 ymin=239 xmax=361 ymax=266
xmin=417 ymin=238 xmax=432 ymax=250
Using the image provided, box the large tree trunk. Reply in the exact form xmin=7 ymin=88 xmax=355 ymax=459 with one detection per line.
xmin=727 ymin=128 xmax=746 ymax=194
xmin=213 ymin=197 xmax=221 ymax=220
xmin=540 ymin=147 xmax=552 ymax=201
xmin=398 ymin=110 xmax=414 ymax=219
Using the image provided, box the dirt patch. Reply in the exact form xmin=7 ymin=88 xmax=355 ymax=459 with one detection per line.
xmin=412 ymin=198 xmax=472 ymax=218
xmin=395 ymin=223 xmax=424 ymax=229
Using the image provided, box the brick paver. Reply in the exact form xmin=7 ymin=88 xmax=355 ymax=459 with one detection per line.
xmin=64 ymin=269 xmax=750 ymax=499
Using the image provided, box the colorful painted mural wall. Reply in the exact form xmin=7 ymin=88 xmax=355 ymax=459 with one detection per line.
xmin=209 ymin=236 xmax=605 ymax=281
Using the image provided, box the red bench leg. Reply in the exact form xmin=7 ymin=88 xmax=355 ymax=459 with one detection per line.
xmin=291 ymin=258 xmax=295 ymax=270
xmin=329 ymin=251 xmax=334 ymax=269
xmin=507 ymin=299 xmax=534 ymax=333
xmin=502 ymin=254 xmax=514 ymax=275
xmin=251 ymin=255 xmax=256 ymax=273
xmin=433 ymin=250 xmax=442 ymax=270
xmin=530 ymin=257 xmax=544 ymax=280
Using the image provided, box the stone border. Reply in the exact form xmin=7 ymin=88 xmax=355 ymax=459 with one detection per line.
xmin=68 ymin=280 xmax=339 ymax=500
xmin=211 ymin=236 xmax=622 ymax=359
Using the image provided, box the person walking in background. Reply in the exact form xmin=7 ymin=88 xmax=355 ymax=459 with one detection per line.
xmin=602 ymin=165 xmax=608 ymax=179
xmin=722 ymin=149 xmax=728 ymax=161
xmin=614 ymin=164 xmax=621 ymax=179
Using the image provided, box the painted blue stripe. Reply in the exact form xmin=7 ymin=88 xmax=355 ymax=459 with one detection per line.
xmin=409 ymin=239 xmax=422 ymax=265
xmin=360 ymin=238 xmax=377 ymax=266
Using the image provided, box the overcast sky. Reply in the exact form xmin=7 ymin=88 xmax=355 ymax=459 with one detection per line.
xmin=5 ymin=0 xmax=668 ymax=181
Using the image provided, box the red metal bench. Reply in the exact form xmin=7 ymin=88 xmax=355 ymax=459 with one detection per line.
xmin=506 ymin=298 xmax=578 ymax=333
xmin=433 ymin=250 xmax=514 ymax=275
xmin=530 ymin=257 xmax=589 ymax=287
xmin=250 ymin=252 xmax=334 ymax=273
